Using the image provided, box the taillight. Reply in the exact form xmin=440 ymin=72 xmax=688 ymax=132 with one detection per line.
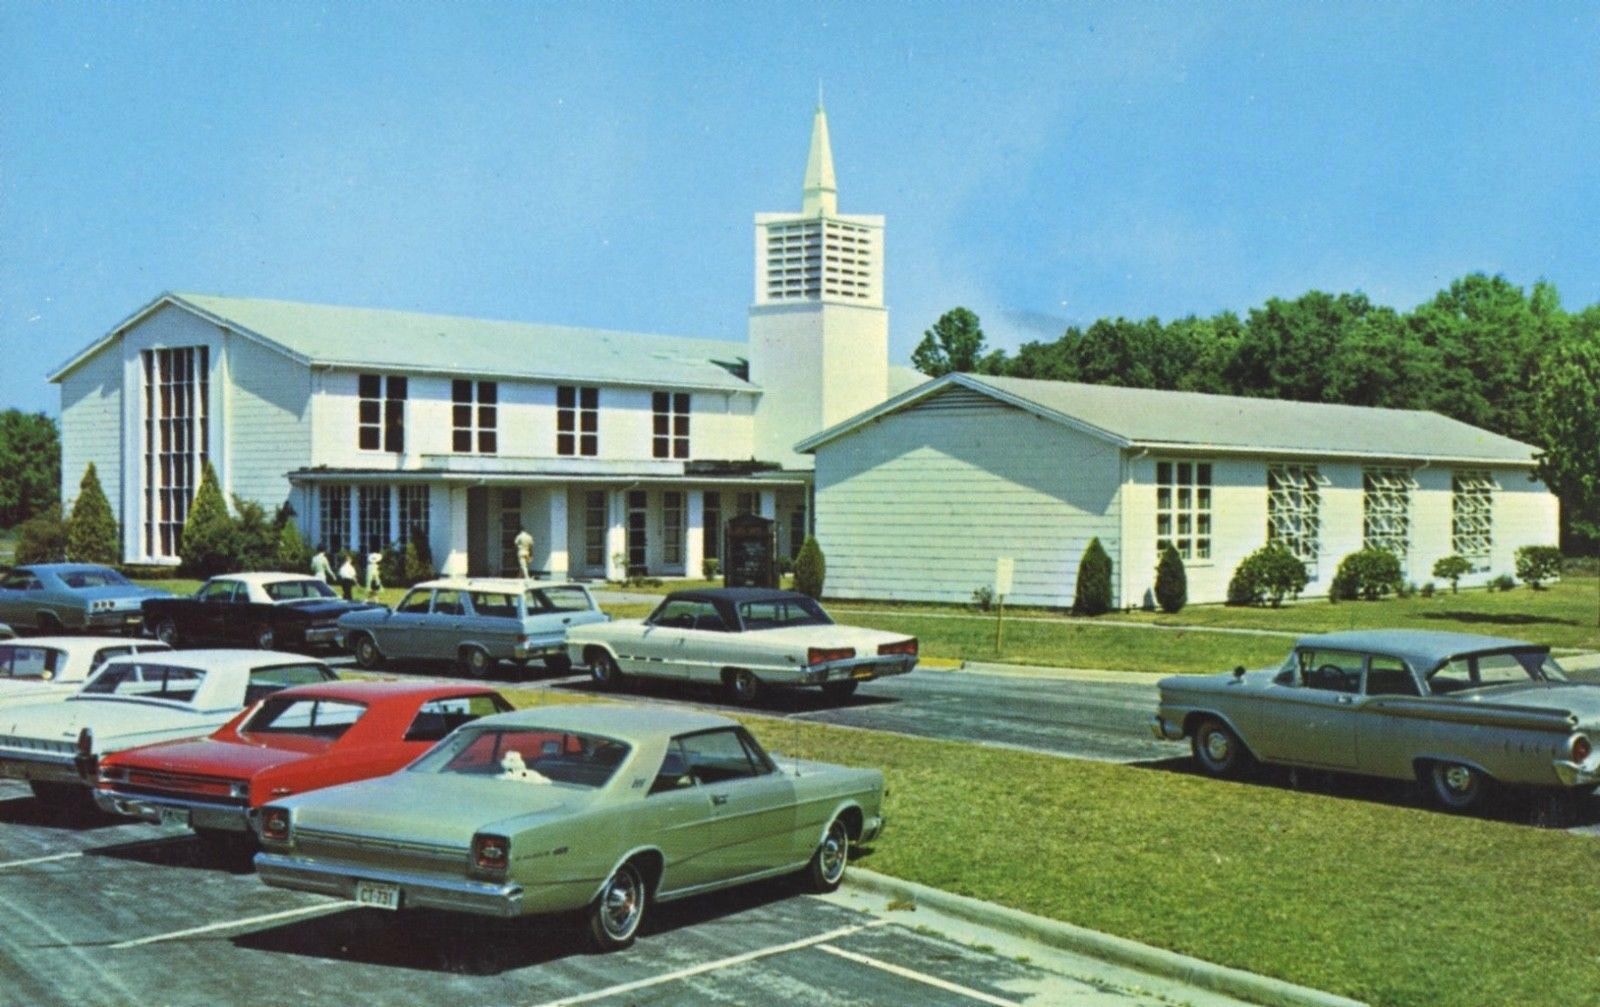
xmin=260 ymin=807 xmax=291 ymax=842
xmin=808 ymin=647 xmax=855 ymax=667
xmin=878 ymin=639 xmax=918 ymax=657
xmin=472 ymin=833 xmax=509 ymax=872
xmin=1572 ymin=735 xmax=1592 ymax=764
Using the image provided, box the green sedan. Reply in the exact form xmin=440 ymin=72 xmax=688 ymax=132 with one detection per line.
xmin=255 ymin=704 xmax=885 ymax=950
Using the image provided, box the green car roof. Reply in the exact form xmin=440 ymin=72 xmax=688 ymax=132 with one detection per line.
xmin=467 ymin=702 xmax=734 ymax=742
xmin=1295 ymin=629 xmax=1542 ymax=672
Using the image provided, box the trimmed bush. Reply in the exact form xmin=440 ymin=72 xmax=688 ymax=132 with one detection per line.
xmin=180 ymin=461 xmax=236 ymax=577
xmin=1330 ymin=548 xmax=1404 ymax=601
xmin=232 ymin=496 xmax=278 ymax=571
xmin=701 ymin=557 xmax=720 ymax=581
xmin=13 ymin=506 xmax=67 ymax=565
xmin=1420 ymin=582 xmax=1436 ymax=598
xmin=1227 ymin=544 xmax=1309 ymax=607
xmin=378 ymin=542 xmax=405 ymax=587
xmin=1073 ymin=538 xmax=1113 ymax=615
xmin=1514 ymin=545 xmax=1562 ymax=589
xmin=403 ymin=526 xmax=435 ymax=584
xmin=1431 ymin=554 xmax=1471 ymax=594
xmin=276 ymin=517 xmax=312 ymax=573
xmin=66 ymin=463 xmax=120 ymax=565
xmin=793 ymin=536 xmax=825 ymax=599
xmin=1153 ymin=544 xmax=1187 ymax=613
xmin=1488 ymin=573 xmax=1517 ymax=592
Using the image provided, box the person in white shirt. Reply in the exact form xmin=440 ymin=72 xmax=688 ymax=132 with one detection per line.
xmin=365 ymin=551 xmax=384 ymax=599
xmin=310 ymin=546 xmax=334 ymax=584
xmin=514 ymin=529 xmax=534 ymax=580
xmin=337 ymin=554 xmax=357 ymax=601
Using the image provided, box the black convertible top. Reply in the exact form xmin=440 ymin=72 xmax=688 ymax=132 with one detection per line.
xmin=663 ymin=587 xmax=804 ymax=606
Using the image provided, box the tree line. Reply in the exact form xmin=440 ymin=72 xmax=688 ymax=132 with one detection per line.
xmin=913 ymin=274 xmax=1600 ymax=547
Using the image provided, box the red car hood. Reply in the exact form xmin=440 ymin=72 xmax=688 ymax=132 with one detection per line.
xmin=105 ymin=734 xmax=334 ymax=778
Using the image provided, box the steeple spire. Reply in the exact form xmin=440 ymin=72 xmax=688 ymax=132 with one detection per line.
xmin=802 ymin=101 xmax=838 ymax=217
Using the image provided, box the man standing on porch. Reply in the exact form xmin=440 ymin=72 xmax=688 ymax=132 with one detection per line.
xmin=514 ymin=528 xmax=535 ymax=581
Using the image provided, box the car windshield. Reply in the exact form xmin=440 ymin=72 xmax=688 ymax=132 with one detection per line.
xmin=241 ymin=697 xmax=366 ymax=738
xmin=528 ymin=586 xmax=592 ymax=613
xmin=737 ymin=596 xmax=832 ymax=630
xmin=1427 ymin=648 xmax=1567 ymax=694
xmin=59 ymin=568 xmax=131 ymax=588
xmin=80 ymin=662 xmax=205 ymax=704
xmin=264 ymin=579 xmax=337 ymax=601
xmin=0 ymin=645 xmax=65 ymax=681
xmin=410 ymin=726 xmax=630 ymax=789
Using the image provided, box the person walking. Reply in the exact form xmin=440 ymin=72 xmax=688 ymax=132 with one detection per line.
xmin=514 ymin=529 xmax=534 ymax=580
xmin=365 ymin=550 xmax=384 ymax=600
xmin=337 ymin=553 xmax=357 ymax=602
xmin=311 ymin=545 xmax=334 ymax=585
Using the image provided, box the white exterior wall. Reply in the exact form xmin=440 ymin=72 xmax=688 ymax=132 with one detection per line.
xmin=1486 ymin=468 xmax=1562 ymax=580
xmin=58 ymin=343 xmax=123 ymax=519
xmin=225 ymin=330 xmax=311 ymax=509
xmin=813 ymin=395 xmax=1122 ymax=606
xmin=749 ymin=301 xmax=888 ymax=468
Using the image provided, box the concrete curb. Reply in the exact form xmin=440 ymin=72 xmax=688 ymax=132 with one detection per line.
xmin=843 ymin=868 xmax=1368 ymax=1007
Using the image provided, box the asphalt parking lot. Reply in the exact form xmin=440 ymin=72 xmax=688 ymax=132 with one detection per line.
xmin=0 ymin=779 xmax=1250 ymax=1007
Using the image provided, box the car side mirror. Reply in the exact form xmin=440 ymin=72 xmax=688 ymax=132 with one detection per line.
xmin=1232 ymin=665 xmax=1246 ymax=681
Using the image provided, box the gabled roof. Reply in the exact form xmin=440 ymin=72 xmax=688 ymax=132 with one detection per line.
xmin=795 ymin=371 xmax=1541 ymax=466
xmin=50 ymin=292 xmax=756 ymax=393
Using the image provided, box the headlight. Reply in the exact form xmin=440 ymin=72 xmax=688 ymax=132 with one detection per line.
xmin=260 ymin=807 xmax=291 ymax=842
xmin=229 ymin=781 xmax=250 ymax=800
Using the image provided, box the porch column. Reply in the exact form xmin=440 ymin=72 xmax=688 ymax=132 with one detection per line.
xmin=685 ymin=489 xmax=705 ymax=580
xmin=544 ymin=487 xmax=570 ymax=579
xmin=606 ymin=489 xmax=628 ymax=581
xmin=758 ymin=489 xmax=777 ymax=520
xmin=442 ymin=485 xmax=470 ymax=576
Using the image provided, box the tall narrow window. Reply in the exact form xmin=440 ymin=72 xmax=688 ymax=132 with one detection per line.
xmin=662 ymin=492 xmax=684 ymax=566
xmin=1451 ymin=470 xmax=1494 ymax=571
xmin=789 ymin=505 xmax=807 ymax=559
xmin=358 ymin=485 xmax=391 ymax=553
xmin=398 ymin=485 xmax=430 ymax=549
xmin=627 ymin=490 xmax=648 ymax=572
xmin=1267 ymin=465 xmax=1322 ymax=577
xmin=557 ymin=386 xmax=598 ymax=456
xmin=142 ymin=346 xmax=209 ymax=558
xmin=1363 ymin=468 xmax=1414 ymax=568
xmin=736 ymin=492 xmax=757 ymax=516
xmin=652 ymin=392 xmax=690 ymax=459
xmin=499 ymin=489 xmax=523 ymax=574
xmin=319 ymin=485 xmax=351 ymax=555
xmin=583 ymin=491 xmax=607 ymax=569
xmin=703 ymin=491 xmax=722 ymax=562
xmin=452 ymin=380 xmax=498 ymax=454
xmin=1156 ymin=461 xmax=1212 ymax=561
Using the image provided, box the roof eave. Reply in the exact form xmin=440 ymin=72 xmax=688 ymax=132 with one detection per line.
xmin=307 ymin=359 xmax=754 ymax=394
xmin=1126 ymin=440 xmax=1538 ymax=468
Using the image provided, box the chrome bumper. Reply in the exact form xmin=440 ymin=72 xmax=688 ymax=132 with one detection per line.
xmin=515 ymin=636 xmax=566 ymax=660
xmin=0 ymin=751 xmax=84 ymax=786
xmin=1150 ymin=715 xmax=1186 ymax=741
xmin=255 ymin=852 xmax=526 ymax=917
xmin=87 ymin=611 xmax=145 ymax=631
xmin=860 ymin=813 xmax=886 ymax=843
xmin=94 ymin=789 xmax=252 ymax=831
xmin=1552 ymin=759 xmax=1600 ymax=788
xmin=805 ymin=655 xmax=918 ymax=686
xmin=303 ymin=625 xmax=341 ymax=645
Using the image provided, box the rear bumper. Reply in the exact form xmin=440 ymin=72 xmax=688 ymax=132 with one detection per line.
xmin=1552 ymin=759 xmax=1600 ymax=788
xmin=94 ymin=788 xmax=252 ymax=831
xmin=255 ymin=852 xmax=525 ymax=917
xmin=86 ymin=610 xmax=146 ymax=632
xmin=302 ymin=625 xmax=341 ymax=646
xmin=802 ymin=655 xmax=917 ymax=686
xmin=514 ymin=635 xmax=567 ymax=660
xmin=0 ymin=751 xmax=84 ymax=786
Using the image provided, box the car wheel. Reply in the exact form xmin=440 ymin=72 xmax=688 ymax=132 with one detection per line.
xmin=460 ymin=646 xmax=493 ymax=678
xmin=802 ymin=816 xmax=851 ymax=893
xmin=252 ymin=624 xmax=275 ymax=650
xmin=590 ymin=652 xmax=624 ymax=689
xmin=353 ymin=633 xmax=384 ymax=669
xmin=1426 ymin=761 xmax=1488 ymax=812
xmin=725 ymin=668 xmax=762 ymax=706
xmin=1191 ymin=717 xmax=1251 ymax=778
xmin=35 ymin=611 xmax=63 ymax=634
xmin=154 ymin=618 xmax=180 ymax=647
xmin=586 ymin=861 xmax=647 ymax=952
xmin=545 ymin=653 xmax=573 ymax=675
xmin=820 ymin=680 xmax=859 ymax=702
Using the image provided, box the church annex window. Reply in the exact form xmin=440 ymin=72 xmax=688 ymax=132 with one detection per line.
xmin=583 ymin=491 xmax=607 ymax=569
xmin=358 ymin=374 xmax=406 ymax=453
xmin=1363 ymin=468 xmax=1415 ymax=566
xmin=703 ymin=491 xmax=722 ymax=562
xmin=319 ymin=485 xmax=351 ymax=555
xmin=1156 ymin=461 xmax=1212 ymax=561
xmin=142 ymin=346 xmax=208 ymax=558
xmin=452 ymin=380 xmax=497 ymax=454
xmin=357 ymin=485 xmax=391 ymax=554
xmin=652 ymin=392 xmax=690 ymax=459
xmin=662 ymin=491 xmax=684 ymax=566
xmin=1451 ymin=470 xmax=1495 ymax=571
xmin=626 ymin=490 xmax=648 ymax=572
xmin=557 ymin=386 xmax=598 ymax=456
xmin=1267 ymin=464 xmax=1323 ymax=576
xmin=398 ymin=485 xmax=429 ymax=550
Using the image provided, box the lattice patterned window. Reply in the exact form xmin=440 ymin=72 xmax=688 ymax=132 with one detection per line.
xmin=626 ymin=490 xmax=648 ymax=571
xmin=557 ymin=386 xmax=598 ymax=456
xmin=1363 ymin=468 xmax=1415 ymax=566
xmin=452 ymin=381 xmax=497 ymax=454
xmin=358 ymin=375 xmax=406 ymax=453
xmin=652 ymin=392 xmax=690 ymax=459
xmin=583 ymin=491 xmax=607 ymax=569
xmin=319 ymin=485 xmax=351 ymax=555
xmin=662 ymin=492 xmax=684 ymax=566
xmin=142 ymin=346 xmax=208 ymax=558
xmin=1267 ymin=465 xmax=1323 ymax=576
xmin=357 ymin=485 xmax=391 ymax=554
xmin=1452 ymin=470 xmax=1495 ymax=571
xmin=1156 ymin=461 xmax=1213 ymax=561
xmin=398 ymin=486 xmax=429 ymax=549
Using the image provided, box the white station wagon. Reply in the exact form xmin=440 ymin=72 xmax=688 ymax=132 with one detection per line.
xmin=567 ymin=588 xmax=918 ymax=705
xmin=0 ymin=637 xmax=171 ymax=710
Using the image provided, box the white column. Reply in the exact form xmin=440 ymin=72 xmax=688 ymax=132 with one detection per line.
xmin=443 ymin=485 xmax=470 ymax=576
xmin=606 ymin=489 xmax=628 ymax=581
xmin=759 ymin=489 xmax=777 ymax=520
xmin=544 ymin=487 xmax=570 ymax=579
xmin=389 ymin=485 xmax=401 ymax=546
xmin=685 ymin=489 xmax=705 ymax=581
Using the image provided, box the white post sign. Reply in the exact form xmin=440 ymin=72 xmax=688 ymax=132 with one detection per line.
xmin=994 ymin=557 xmax=1014 ymax=597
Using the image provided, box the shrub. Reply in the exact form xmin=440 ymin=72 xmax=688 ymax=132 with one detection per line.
xmin=1431 ymin=554 xmax=1472 ymax=594
xmin=180 ymin=462 xmax=236 ymax=577
xmin=403 ymin=537 xmax=434 ymax=584
xmin=377 ymin=542 xmax=405 ymax=587
xmin=276 ymin=517 xmax=312 ymax=573
xmin=1489 ymin=573 xmax=1517 ymax=592
xmin=701 ymin=557 xmax=720 ymax=581
xmin=777 ymin=554 xmax=795 ymax=577
xmin=1420 ymin=582 xmax=1436 ymax=598
xmin=1227 ymin=544 xmax=1309 ymax=607
xmin=1514 ymin=545 xmax=1563 ymax=589
xmin=231 ymin=496 xmax=278 ymax=571
xmin=65 ymin=463 xmax=120 ymax=565
xmin=794 ymin=537 xmax=826 ymax=599
xmin=1397 ymin=581 xmax=1417 ymax=599
xmin=12 ymin=505 xmax=67 ymax=565
xmin=1153 ymin=544 xmax=1187 ymax=613
xmin=971 ymin=585 xmax=995 ymax=612
xmin=1073 ymin=538 xmax=1113 ymax=615
xmin=1331 ymin=548 xmax=1404 ymax=601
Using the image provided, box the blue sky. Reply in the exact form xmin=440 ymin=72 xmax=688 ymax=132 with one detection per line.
xmin=3 ymin=3 xmax=1597 ymax=414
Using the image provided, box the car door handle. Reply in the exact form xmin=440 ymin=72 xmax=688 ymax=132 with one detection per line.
xmin=1337 ymin=694 xmax=1354 ymax=705
xmin=710 ymin=794 xmax=729 ymax=806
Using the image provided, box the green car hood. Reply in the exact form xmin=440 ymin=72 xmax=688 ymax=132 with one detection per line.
xmin=283 ymin=772 xmax=591 ymax=848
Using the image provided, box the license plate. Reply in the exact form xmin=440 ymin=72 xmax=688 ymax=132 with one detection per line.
xmin=124 ymin=614 xmax=142 ymax=624
xmin=354 ymin=880 xmax=401 ymax=911
xmin=852 ymin=668 xmax=875 ymax=681
xmin=159 ymin=807 xmax=191 ymax=828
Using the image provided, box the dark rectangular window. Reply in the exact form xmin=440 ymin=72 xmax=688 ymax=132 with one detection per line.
xmin=703 ymin=491 xmax=721 ymax=561
xmin=652 ymin=391 xmax=690 ymax=459
xmin=558 ymin=385 xmax=599 ymax=456
xmin=359 ymin=374 xmax=405 ymax=453
xmin=452 ymin=380 xmax=497 ymax=454
xmin=627 ymin=490 xmax=647 ymax=571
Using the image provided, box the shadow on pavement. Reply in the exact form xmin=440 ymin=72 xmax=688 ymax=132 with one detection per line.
xmin=0 ymin=793 xmax=131 ymax=832
xmin=552 ymin=675 xmax=899 ymax=715
xmin=86 ymin=831 xmax=257 ymax=874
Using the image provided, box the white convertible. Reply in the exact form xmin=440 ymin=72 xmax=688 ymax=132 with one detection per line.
xmin=0 ymin=636 xmax=171 ymax=710
xmin=566 ymin=588 xmax=917 ymax=705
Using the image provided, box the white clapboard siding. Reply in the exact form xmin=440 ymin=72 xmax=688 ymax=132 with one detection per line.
xmin=58 ymin=342 xmax=123 ymax=518
xmin=226 ymin=331 xmax=312 ymax=509
xmin=815 ymin=389 xmax=1123 ymax=606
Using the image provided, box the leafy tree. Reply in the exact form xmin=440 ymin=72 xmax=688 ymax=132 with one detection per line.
xmin=1531 ymin=322 xmax=1600 ymax=543
xmin=1431 ymin=555 xmax=1471 ymax=594
xmin=1073 ymin=538 xmax=1112 ymax=615
xmin=793 ymin=537 xmax=825 ymax=599
xmin=1153 ymin=543 xmax=1186 ymax=613
xmin=912 ymin=307 xmax=1006 ymax=377
xmin=378 ymin=543 xmax=405 ymax=589
xmin=180 ymin=462 xmax=236 ymax=577
xmin=12 ymin=506 xmax=66 ymax=564
xmin=0 ymin=410 xmax=60 ymax=527
xmin=1225 ymin=291 xmax=1375 ymax=403
xmin=231 ymin=496 xmax=280 ymax=571
xmin=403 ymin=527 xmax=436 ymax=585
xmin=1514 ymin=546 xmax=1563 ymax=589
xmin=66 ymin=464 xmax=120 ymax=565
xmin=1330 ymin=548 xmax=1404 ymax=601
xmin=1226 ymin=544 xmax=1308 ymax=606
xmin=276 ymin=515 xmax=312 ymax=573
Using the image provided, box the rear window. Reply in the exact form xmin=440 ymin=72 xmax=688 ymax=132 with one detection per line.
xmin=404 ymin=693 xmax=514 ymax=742
xmin=411 ymin=727 xmax=629 ymax=788
xmin=0 ymin=645 xmax=65 ymax=680
xmin=245 ymin=664 xmax=339 ymax=705
xmin=242 ymin=698 xmax=366 ymax=738
xmin=528 ymin=587 xmax=593 ymax=613
xmin=81 ymin=663 xmax=205 ymax=703
xmin=59 ymin=568 xmax=131 ymax=588
xmin=263 ymin=579 xmax=335 ymax=601
xmin=737 ymin=596 xmax=832 ymax=630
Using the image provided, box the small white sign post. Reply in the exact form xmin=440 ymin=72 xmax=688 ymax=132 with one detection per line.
xmin=993 ymin=557 xmax=1014 ymax=652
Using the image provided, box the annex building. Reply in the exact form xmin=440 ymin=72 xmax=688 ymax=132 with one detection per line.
xmin=50 ymin=106 xmax=917 ymax=579
xmin=797 ymin=372 xmax=1560 ymax=607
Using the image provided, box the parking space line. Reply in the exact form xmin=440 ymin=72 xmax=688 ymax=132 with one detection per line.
xmin=524 ymin=919 xmax=891 ymax=1007
xmin=817 ymin=943 xmax=1023 ymax=1006
xmin=108 ymin=899 xmax=359 ymax=949
xmin=0 ymin=851 xmax=83 ymax=870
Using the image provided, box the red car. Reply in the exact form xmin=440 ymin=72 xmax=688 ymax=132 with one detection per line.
xmin=93 ymin=681 xmax=512 ymax=848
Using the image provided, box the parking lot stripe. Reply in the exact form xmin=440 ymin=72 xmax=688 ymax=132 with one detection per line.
xmin=524 ymin=919 xmax=892 ymax=1007
xmin=817 ymin=943 xmax=1023 ymax=1006
xmin=107 ymin=899 xmax=359 ymax=949
xmin=0 ymin=851 xmax=83 ymax=870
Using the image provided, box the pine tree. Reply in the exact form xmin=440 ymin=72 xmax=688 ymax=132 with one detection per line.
xmin=1154 ymin=543 xmax=1187 ymax=613
xmin=276 ymin=516 xmax=312 ymax=573
xmin=66 ymin=463 xmax=120 ymax=565
xmin=1073 ymin=538 xmax=1113 ymax=615
xmin=180 ymin=461 xmax=236 ymax=577
xmin=793 ymin=537 xmax=826 ymax=599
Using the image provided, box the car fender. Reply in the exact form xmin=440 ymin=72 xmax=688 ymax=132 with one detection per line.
xmin=1179 ymin=708 xmax=1256 ymax=753
xmin=574 ymin=639 xmax=623 ymax=666
xmin=344 ymin=627 xmax=384 ymax=658
xmin=811 ymin=797 xmax=866 ymax=847
xmin=1408 ymin=750 xmax=1496 ymax=780
xmin=588 ymin=843 xmax=665 ymax=903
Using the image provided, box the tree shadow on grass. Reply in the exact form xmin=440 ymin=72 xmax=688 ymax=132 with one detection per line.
xmin=1417 ymin=610 xmax=1578 ymax=629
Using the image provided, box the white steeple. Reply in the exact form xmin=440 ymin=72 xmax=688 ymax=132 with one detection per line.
xmin=801 ymin=102 xmax=838 ymax=217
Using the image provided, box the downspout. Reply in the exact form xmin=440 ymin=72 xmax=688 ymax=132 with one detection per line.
xmin=1123 ymin=447 xmax=1150 ymax=610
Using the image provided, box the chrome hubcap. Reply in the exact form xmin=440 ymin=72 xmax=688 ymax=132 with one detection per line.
xmin=1204 ymin=731 xmax=1231 ymax=762
xmin=1443 ymin=765 xmax=1473 ymax=792
xmin=819 ymin=822 xmax=848 ymax=883
xmin=601 ymin=870 xmax=642 ymax=938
